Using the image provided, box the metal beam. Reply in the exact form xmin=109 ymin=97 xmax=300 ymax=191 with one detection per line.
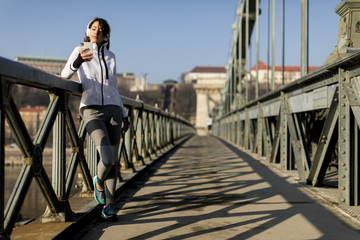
xmin=307 ymin=88 xmax=339 ymax=186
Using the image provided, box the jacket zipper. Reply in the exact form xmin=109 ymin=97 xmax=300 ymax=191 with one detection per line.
xmin=98 ymin=46 xmax=104 ymax=105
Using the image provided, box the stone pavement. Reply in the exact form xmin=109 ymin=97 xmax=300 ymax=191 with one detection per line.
xmin=77 ymin=136 xmax=360 ymax=240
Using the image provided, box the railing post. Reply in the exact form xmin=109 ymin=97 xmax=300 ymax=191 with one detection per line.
xmin=230 ymin=114 xmax=234 ymax=143
xmin=172 ymin=117 xmax=177 ymax=142
xmin=255 ymin=102 xmax=263 ymax=156
xmin=338 ymin=67 xmax=360 ymax=205
xmin=149 ymin=111 xmax=156 ymax=155
xmin=125 ymin=106 xmax=134 ymax=170
xmin=244 ymin=108 xmax=250 ymax=149
xmin=42 ymin=92 xmax=73 ymax=221
xmin=280 ymin=92 xmax=290 ymax=170
xmin=136 ymin=107 xmax=144 ymax=164
xmin=339 ymin=67 xmax=350 ymax=205
xmin=166 ymin=114 xmax=170 ymax=146
xmin=166 ymin=116 xmax=170 ymax=144
xmin=221 ymin=118 xmax=224 ymax=139
xmin=156 ymin=111 xmax=161 ymax=151
xmin=143 ymin=111 xmax=151 ymax=159
xmin=170 ymin=119 xmax=174 ymax=145
xmin=53 ymin=103 xmax=66 ymax=199
xmin=161 ymin=114 xmax=166 ymax=148
xmin=161 ymin=114 xmax=165 ymax=148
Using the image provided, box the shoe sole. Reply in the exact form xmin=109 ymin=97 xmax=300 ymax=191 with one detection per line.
xmin=101 ymin=213 xmax=117 ymax=220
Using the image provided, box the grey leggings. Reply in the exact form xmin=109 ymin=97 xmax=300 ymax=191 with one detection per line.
xmin=82 ymin=105 xmax=123 ymax=202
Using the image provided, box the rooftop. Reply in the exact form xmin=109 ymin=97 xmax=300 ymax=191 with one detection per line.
xmin=190 ymin=66 xmax=226 ymax=73
xmin=251 ymin=61 xmax=318 ymax=72
xmin=15 ymin=56 xmax=68 ymax=63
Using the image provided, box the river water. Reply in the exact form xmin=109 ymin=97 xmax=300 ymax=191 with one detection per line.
xmin=5 ymin=165 xmax=49 ymax=219
xmin=5 ymin=163 xmax=82 ymax=221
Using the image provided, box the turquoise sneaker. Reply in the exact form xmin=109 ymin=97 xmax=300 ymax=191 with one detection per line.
xmin=101 ymin=204 xmax=116 ymax=219
xmin=93 ymin=176 xmax=105 ymax=205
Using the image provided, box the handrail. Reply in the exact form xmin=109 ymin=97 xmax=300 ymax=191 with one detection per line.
xmin=0 ymin=56 xmax=195 ymax=238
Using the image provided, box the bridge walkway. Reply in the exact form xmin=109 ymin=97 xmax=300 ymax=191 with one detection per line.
xmin=70 ymin=135 xmax=360 ymax=239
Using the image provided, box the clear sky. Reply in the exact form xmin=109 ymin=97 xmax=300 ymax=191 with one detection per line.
xmin=0 ymin=0 xmax=341 ymax=84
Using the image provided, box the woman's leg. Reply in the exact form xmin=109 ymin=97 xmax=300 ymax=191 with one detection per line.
xmin=103 ymin=107 xmax=122 ymax=204
xmin=83 ymin=106 xmax=122 ymax=204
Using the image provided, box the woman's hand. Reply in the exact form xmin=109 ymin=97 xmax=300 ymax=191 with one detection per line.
xmin=122 ymin=117 xmax=130 ymax=133
xmin=80 ymin=48 xmax=93 ymax=62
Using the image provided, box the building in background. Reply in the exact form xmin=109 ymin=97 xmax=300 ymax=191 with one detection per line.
xmin=15 ymin=56 xmax=68 ymax=75
xmin=19 ymin=107 xmax=48 ymax=139
xmin=4 ymin=106 xmax=48 ymax=146
xmin=184 ymin=66 xmax=227 ymax=135
xmin=249 ymin=61 xmax=318 ymax=86
xmin=117 ymin=72 xmax=149 ymax=92
xmin=183 ymin=66 xmax=226 ymax=84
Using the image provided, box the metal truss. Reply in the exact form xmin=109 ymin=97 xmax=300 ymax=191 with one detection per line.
xmin=213 ymin=52 xmax=360 ymax=207
xmin=0 ymin=57 xmax=195 ymax=238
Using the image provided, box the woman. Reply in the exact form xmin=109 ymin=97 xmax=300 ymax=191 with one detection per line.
xmin=61 ymin=17 xmax=129 ymax=219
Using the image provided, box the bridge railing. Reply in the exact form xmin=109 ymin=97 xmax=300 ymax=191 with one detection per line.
xmin=0 ymin=56 xmax=195 ymax=238
xmin=213 ymin=51 xmax=360 ymax=206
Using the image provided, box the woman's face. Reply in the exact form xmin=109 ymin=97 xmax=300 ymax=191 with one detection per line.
xmin=89 ymin=21 xmax=105 ymax=45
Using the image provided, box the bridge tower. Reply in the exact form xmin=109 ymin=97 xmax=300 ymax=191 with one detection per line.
xmin=193 ymin=74 xmax=226 ymax=135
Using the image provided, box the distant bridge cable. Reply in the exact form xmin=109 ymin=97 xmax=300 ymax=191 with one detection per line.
xmin=271 ymin=0 xmax=276 ymax=91
xmin=266 ymin=0 xmax=270 ymax=92
xmin=255 ymin=0 xmax=260 ymax=99
xmin=301 ymin=0 xmax=309 ymax=76
xmin=282 ymin=0 xmax=285 ymax=86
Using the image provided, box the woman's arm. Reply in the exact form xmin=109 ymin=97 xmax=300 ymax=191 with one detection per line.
xmin=61 ymin=47 xmax=81 ymax=79
xmin=61 ymin=46 xmax=93 ymax=79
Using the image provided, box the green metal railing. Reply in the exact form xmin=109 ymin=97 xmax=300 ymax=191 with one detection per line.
xmin=213 ymin=51 xmax=360 ymax=207
xmin=214 ymin=0 xmax=360 ymax=207
xmin=0 ymin=56 xmax=195 ymax=238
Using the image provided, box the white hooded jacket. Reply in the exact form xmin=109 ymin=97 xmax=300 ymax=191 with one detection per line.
xmin=61 ymin=42 xmax=127 ymax=118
